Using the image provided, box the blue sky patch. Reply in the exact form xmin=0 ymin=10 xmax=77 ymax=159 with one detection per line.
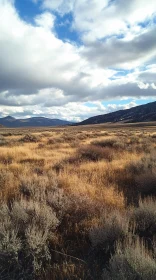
xmin=54 ymin=13 xmax=80 ymax=44
xmin=15 ymin=0 xmax=40 ymax=24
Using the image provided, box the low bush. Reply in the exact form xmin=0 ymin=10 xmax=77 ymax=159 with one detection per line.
xmin=126 ymin=154 xmax=156 ymax=175
xmin=78 ymin=145 xmax=113 ymax=162
xmin=131 ymin=197 xmax=156 ymax=238
xmin=0 ymin=136 xmax=9 ymax=146
xmin=153 ymin=237 xmax=156 ymax=258
xmin=90 ymin=210 xmax=129 ymax=251
xmin=0 ymin=169 xmax=14 ymax=190
xmin=20 ymin=134 xmax=40 ymax=143
xmin=135 ymin=172 xmax=156 ymax=196
xmin=19 ymin=158 xmax=45 ymax=166
xmin=25 ymin=224 xmax=51 ymax=275
xmin=92 ymin=138 xmax=118 ymax=148
xmin=47 ymin=137 xmax=62 ymax=145
xmin=102 ymin=237 xmax=156 ymax=280
xmin=19 ymin=173 xmax=70 ymax=218
xmin=0 ymin=132 xmax=12 ymax=137
xmin=62 ymin=134 xmax=76 ymax=142
xmin=0 ymin=182 xmax=61 ymax=278
xmin=0 ymin=154 xmax=13 ymax=165
xmin=38 ymin=143 xmax=45 ymax=149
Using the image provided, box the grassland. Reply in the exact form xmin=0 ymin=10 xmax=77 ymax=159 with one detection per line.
xmin=0 ymin=123 xmax=156 ymax=279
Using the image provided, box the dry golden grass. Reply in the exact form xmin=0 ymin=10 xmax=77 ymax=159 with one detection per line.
xmin=0 ymin=123 xmax=156 ymax=279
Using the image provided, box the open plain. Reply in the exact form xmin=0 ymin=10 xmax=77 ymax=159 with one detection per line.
xmin=0 ymin=123 xmax=156 ymax=279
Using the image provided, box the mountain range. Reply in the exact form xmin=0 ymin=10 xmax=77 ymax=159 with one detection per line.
xmin=78 ymin=101 xmax=156 ymax=125
xmin=0 ymin=101 xmax=156 ymax=128
xmin=0 ymin=116 xmax=72 ymax=128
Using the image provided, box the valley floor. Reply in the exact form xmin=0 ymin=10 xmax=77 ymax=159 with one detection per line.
xmin=0 ymin=123 xmax=156 ymax=279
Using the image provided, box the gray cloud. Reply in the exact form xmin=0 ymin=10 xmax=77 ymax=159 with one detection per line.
xmin=82 ymin=27 xmax=156 ymax=68
xmin=139 ymin=72 xmax=156 ymax=83
xmin=0 ymin=0 xmax=156 ymax=121
xmin=1 ymin=80 xmax=155 ymax=110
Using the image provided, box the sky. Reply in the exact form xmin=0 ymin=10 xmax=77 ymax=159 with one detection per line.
xmin=0 ymin=0 xmax=156 ymax=121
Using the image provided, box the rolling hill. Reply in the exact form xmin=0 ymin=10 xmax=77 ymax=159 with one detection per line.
xmin=78 ymin=101 xmax=156 ymax=125
xmin=0 ymin=116 xmax=72 ymax=128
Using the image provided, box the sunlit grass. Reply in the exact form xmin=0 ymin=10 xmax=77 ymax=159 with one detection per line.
xmin=0 ymin=123 xmax=156 ymax=279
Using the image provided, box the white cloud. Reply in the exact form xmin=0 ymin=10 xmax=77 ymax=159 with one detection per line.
xmin=138 ymin=82 xmax=149 ymax=89
xmin=0 ymin=0 xmax=156 ymax=121
xmin=81 ymin=26 xmax=156 ymax=69
xmin=41 ymin=0 xmax=75 ymax=15
xmin=0 ymin=1 xmax=84 ymax=90
xmin=151 ymin=83 xmax=156 ymax=89
xmin=0 ymin=101 xmax=138 ymax=121
xmin=35 ymin=12 xmax=55 ymax=30
xmin=39 ymin=0 xmax=156 ymax=41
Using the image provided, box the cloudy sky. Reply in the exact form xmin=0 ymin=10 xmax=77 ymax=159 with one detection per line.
xmin=0 ymin=0 xmax=156 ymax=121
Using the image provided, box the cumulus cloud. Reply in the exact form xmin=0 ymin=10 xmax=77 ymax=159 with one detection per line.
xmin=39 ymin=0 xmax=156 ymax=41
xmin=82 ymin=27 xmax=156 ymax=69
xmin=151 ymin=83 xmax=156 ymax=89
xmin=0 ymin=101 xmax=138 ymax=122
xmin=138 ymin=65 xmax=156 ymax=83
xmin=0 ymin=0 xmax=82 ymax=92
xmin=0 ymin=0 xmax=156 ymax=120
xmin=138 ymin=82 xmax=149 ymax=89
xmin=41 ymin=0 xmax=74 ymax=15
xmin=35 ymin=12 xmax=55 ymax=30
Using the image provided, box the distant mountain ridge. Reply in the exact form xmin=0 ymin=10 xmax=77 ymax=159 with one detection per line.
xmin=78 ymin=101 xmax=156 ymax=125
xmin=0 ymin=116 xmax=72 ymax=128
